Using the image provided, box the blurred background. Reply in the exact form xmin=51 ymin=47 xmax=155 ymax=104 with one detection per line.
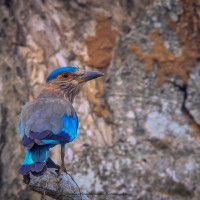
xmin=0 ymin=0 xmax=200 ymax=199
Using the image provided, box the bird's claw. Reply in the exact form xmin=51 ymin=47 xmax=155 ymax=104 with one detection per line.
xmin=58 ymin=166 xmax=67 ymax=175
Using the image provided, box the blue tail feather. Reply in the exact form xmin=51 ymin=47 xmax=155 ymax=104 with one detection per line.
xmin=19 ymin=144 xmax=49 ymax=175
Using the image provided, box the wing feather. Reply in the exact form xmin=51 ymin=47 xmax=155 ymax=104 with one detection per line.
xmin=19 ymin=98 xmax=78 ymax=139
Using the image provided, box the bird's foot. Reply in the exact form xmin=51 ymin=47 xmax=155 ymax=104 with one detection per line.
xmin=58 ymin=165 xmax=67 ymax=175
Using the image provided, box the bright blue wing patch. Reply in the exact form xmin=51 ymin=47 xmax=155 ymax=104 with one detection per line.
xmin=47 ymin=66 xmax=79 ymax=82
xmin=60 ymin=114 xmax=79 ymax=142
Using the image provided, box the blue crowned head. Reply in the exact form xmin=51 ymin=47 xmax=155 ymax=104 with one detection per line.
xmin=44 ymin=66 xmax=103 ymax=102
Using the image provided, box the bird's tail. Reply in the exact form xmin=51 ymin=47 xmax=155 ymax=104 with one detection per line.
xmin=19 ymin=144 xmax=50 ymax=176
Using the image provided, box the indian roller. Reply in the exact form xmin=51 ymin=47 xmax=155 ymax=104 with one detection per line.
xmin=18 ymin=66 xmax=103 ymax=175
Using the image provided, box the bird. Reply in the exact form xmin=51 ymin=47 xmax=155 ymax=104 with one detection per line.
xmin=18 ymin=66 xmax=103 ymax=176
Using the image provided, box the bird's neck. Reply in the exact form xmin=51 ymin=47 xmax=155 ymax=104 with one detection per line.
xmin=38 ymin=84 xmax=76 ymax=103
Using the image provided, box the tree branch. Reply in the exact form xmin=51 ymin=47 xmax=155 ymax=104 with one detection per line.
xmin=27 ymin=168 xmax=89 ymax=200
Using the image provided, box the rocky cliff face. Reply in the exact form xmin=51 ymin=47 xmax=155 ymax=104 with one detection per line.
xmin=0 ymin=0 xmax=200 ymax=199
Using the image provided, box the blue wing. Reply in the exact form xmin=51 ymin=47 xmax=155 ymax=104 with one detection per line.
xmin=18 ymin=98 xmax=79 ymax=147
xmin=37 ymin=115 xmax=79 ymax=145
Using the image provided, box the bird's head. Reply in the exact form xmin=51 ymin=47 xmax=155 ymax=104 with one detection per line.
xmin=44 ymin=66 xmax=103 ymax=102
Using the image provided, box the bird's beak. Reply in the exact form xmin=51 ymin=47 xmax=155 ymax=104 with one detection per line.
xmin=79 ymin=70 xmax=104 ymax=82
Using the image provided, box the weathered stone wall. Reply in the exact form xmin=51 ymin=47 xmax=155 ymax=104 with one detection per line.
xmin=0 ymin=0 xmax=200 ymax=199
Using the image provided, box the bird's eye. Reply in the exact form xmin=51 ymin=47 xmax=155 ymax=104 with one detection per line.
xmin=62 ymin=73 xmax=68 ymax=78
